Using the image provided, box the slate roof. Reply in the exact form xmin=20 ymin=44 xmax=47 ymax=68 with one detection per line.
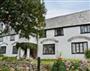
xmin=45 ymin=10 xmax=90 ymax=29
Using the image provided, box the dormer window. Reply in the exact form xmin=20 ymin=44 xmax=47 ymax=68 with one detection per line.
xmin=55 ymin=28 xmax=64 ymax=36
xmin=80 ymin=25 xmax=90 ymax=34
xmin=10 ymin=35 xmax=15 ymax=41
xmin=0 ymin=22 xmax=4 ymax=30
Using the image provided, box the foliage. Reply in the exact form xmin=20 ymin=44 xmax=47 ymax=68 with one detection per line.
xmin=85 ymin=49 xmax=90 ymax=59
xmin=0 ymin=0 xmax=46 ymax=39
xmin=69 ymin=62 xmax=79 ymax=71
xmin=0 ymin=64 xmax=10 ymax=71
xmin=16 ymin=42 xmax=37 ymax=50
xmin=0 ymin=54 xmax=4 ymax=60
xmin=2 ymin=56 xmax=17 ymax=62
xmin=0 ymin=54 xmax=4 ymax=57
xmin=41 ymin=59 xmax=56 ymax=64
xmin=51 ymin=60 xmax=66 ymax=71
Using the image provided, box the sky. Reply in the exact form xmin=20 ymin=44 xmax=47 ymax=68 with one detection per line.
xmin=44 ymin=0 xmax=90 ymax=19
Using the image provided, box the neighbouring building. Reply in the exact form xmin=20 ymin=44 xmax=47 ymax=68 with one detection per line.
xmin=0 ymin=22 xmax=37 ymax=58
xmin=0 ymin=10 xmax=90 ymax=59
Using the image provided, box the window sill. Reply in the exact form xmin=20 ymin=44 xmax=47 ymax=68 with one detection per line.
xmin=80 ymin=32 xmax=90 ymax=34
xmin=55 ymin=35 xmax=64 ymax=37
xmin=72 ymin=53 xmax=84 ymax=54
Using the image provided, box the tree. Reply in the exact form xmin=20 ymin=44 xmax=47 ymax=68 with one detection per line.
xmin=0 ymin=0 xmax=46 ymax=59
xmin=0 ymin=0 xmax=46 ymax=39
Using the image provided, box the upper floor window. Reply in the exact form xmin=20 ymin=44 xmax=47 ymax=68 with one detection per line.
xmin=0 ymin=22 xmax=4 ymax=29
xmin=10 ymin=35 xmax=15 ymax=41
xmin=43 ymin=44 xmax=55 ymax=55
xmin=40 ymin=30 xmax=46 ymax=38
xmin=71 ymin=42 xmax=88 ymax=54
xmin=80 ymin=25 xmax=90 ymax=34
xmin=0 ymin=37 xmax=3 ymax=42
xmin=55 ymin=28 xmax=64 ymax=36
xmin=1 ymin=24 xmax=3 ymax=28
xmin=0 ymin=46 xmax=6 ymax=54
xmin=12 ymin=46 xmax=18 ymax=54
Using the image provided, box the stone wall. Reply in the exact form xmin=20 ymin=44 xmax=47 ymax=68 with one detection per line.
xmin=0 ymin=61 xmax=51 ymax=71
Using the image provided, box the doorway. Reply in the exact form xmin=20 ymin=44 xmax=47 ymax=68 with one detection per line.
xmin=30 ymin=48 xmax=37 ymax=58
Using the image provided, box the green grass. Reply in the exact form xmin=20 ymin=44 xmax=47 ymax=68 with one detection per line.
xmin=41 ymin=59 xmax=56 ymax=64
xmin=40 ymin=58 xmax=81 ymax=65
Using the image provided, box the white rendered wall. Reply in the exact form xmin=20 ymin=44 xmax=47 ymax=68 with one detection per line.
xmin=38 ymin=26 xmax=90 ymax=59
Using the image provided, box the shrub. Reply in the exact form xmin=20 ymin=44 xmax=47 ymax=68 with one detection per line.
xmin=0 ymin=64 xmax=10 ymax=71
xmin=85 ymin=49 xmax=90 ymax=59
xmin=0 ymin=54 xmax=4 ymax=60
xmin=51 ymin=60 xmax=66 ymax=71
xmin=69 ymin=62 xmax=79 ymax=71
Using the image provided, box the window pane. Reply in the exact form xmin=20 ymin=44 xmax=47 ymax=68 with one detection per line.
xmin=72 ymin=43 xmax=76 ymax=53
xmin=76 ymin=44 xmax=79 ymax=53
xmin=88 ymin=26 xmax=90 ymax=32
xmin=83 ymin=42 xmax=88 ymax=51
xmin=10 ymin=35 xmax=15 ymax=41
xmin=80 ymin=43 xmax=83 ymax=53
xmin=84 ymin=26 xmax=88 ymax=32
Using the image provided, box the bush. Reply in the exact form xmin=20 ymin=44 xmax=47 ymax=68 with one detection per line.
xmin=85 ymin=49 xmax=90 ymax=59
xmin=0 ymin=54 xmax=4 ymax=60
xmin=0 ymin=64 xmax=10 ymax=71
xmin=51 ymin=60 xmax=66 ymax=71
xmin=69 ymin=62 xmax=79 ymax=71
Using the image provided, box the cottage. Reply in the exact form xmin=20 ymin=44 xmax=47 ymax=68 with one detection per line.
xmin=38 ymin=10 xmax=90 ymax=59
xmin=0 ymin=10 xmax=90 ymax=59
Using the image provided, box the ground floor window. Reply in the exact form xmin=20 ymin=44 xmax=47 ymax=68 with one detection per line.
xmin=43 ymin=44 xmax=55 ymax=55
xmin=71 ymin=42 xmax=88 ymax=54
xmin=12 ymin=46 xmax=18 ymax=54
xmin=0 ymin=46 xmax=6 ymax=54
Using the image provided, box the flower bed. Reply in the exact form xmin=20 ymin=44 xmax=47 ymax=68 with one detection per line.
xmin=51 ymin=59 xmax=90 ymax=71
xmin=0 ymin=57 xmax=90 ymax=71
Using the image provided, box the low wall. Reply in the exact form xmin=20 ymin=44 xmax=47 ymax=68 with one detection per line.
xmin=0 ymin=61 xmax=51 ymax=71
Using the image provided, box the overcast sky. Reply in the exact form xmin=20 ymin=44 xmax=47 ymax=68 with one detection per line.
xmin=44 ymin=0 xmax=90 ymax=19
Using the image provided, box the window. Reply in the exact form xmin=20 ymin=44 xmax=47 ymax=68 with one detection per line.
xmin=71 ymin=42 xmax=88 ymax=54
xmin=0 ymin=23 xmax=3 ymax=29
xmin=10 ymin=35 xmax=15 ymax=41
xmin=55 ymin=28 xmax=64 ymax=36
xmin=0 ymin=37 xmax=3 ymax=42
xmin=40 ymin=30 xmax=46 ymax=38
xmin=43 ymin=44 xmax=55 ymax=55
xmin=0 ymin=46 xmax=6 ymax=54
xmin=1 ymin=24 xmax=3 ymax=29
xmin=80 ymin=25 xmax=90 ymax=33
xmin=12 ymin=46 xmax=18 ymax=54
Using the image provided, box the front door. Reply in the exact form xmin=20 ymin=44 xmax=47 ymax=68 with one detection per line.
xmin=30 ymin=48 xmax=37 ymax=58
